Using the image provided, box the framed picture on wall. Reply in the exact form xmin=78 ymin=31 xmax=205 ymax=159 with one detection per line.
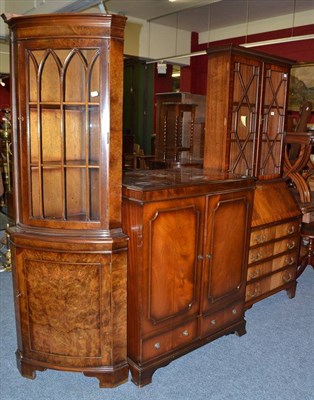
xmin=288 ymin=62 xmax=314 ymax=111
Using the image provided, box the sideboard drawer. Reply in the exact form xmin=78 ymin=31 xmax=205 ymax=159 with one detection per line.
xmin=201 ymin=302 xmax=243 ymax=337
xmin=142 ymin=319 xmax=198 ymax=362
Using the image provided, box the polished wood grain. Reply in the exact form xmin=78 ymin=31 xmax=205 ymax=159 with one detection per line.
xmin=122 ymin=169 xmax=255 ymax=386
xmin=4 ymin=13 xmax=129 ymax=387
xmin=204 ymin=44 xmax=294 ymax=180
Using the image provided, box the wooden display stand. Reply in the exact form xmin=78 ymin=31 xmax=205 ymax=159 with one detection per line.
xmin=4 ymin=13 xmax=128 ymax=387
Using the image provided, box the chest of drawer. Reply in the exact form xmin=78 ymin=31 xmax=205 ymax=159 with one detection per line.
xmin=250 ymin=220 xmax=300 ymax=246
xmin=247 ymin=251 xmax=298 ymax=281
xmin=249 ymin=235 xmax=299 ymax=264
xmin=245 ymin=266 xmax=296 ymax=302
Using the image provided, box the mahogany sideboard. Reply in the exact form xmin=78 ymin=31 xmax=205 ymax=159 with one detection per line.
xmin=122 ymin=168 xmax=256 ymax=386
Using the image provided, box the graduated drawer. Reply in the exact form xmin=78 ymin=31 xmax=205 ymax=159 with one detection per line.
xmin=247 ymin=251 xmax=298 ymax=281
xmin=249 ymin=235 xmax=299 ymax=264
xmin=250 ymin=220 xmax=300 ymax=246
xmin=201 ymin=302 xmax=243 ymax=337
xmin=245 ymin=266 xmax=296 ymax=302
xmin=141 ymin=319 xmax=198 ymax=361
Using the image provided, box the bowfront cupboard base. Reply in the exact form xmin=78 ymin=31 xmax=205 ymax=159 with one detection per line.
xmin=122 ymin=168 xmax=255 ymax=387
xmin=10 ymin=228 xmax=129 ymax=388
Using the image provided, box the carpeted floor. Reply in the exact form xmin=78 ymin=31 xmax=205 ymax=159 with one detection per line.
xmin=0 ymin=267 xmax=313 ymax=400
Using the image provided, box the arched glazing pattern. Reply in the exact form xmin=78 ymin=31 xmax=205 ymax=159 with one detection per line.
xmin=27 ymin=48 xmax=101 ymax=222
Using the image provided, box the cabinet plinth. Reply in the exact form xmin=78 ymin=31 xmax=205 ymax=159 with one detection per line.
xmin=122 ymin=168 xmax=255 ymax=386
xmin=4 ymin=13 xmax=128 ymax=387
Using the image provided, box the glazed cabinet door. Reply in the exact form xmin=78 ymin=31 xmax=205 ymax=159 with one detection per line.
xmin=17 ymin=43 xmax=103 ymax=229
xmin=256 ymin=64 xmax=290 ymax=179
xmin=140 ymin=197 xmax=205 ymax=334
xmin=201 ymin=190 xmax=253 ymax=315
xmin=229 ymin=55 xmax=261 ymax=176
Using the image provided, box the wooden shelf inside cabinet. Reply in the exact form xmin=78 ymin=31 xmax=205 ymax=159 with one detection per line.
xmin=4 ymin=12 xmax=128 ymax=388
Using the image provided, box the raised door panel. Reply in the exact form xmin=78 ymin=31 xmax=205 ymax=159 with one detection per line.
xmin=202 ymin=191 xmax=252 ymax=314
xmin=141 ymin=197 xmax=204 ymax=334
xmin=13 ymin=247 xmax=127 ymax=369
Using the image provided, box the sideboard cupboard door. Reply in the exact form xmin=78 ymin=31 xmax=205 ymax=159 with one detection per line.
xmin=140 ymin=198 xmax=204 ymax=333
xmin=201 ymin=191 xmax=252 ymax=316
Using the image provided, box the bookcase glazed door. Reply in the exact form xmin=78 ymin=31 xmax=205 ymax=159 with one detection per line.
xmin=4 ymin=13 xmax=128 ymax=388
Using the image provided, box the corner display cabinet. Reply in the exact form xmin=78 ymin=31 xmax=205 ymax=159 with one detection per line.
xmin=3 ymin=13 xmax=128 ymax=387
xmin=204 ymin=45 xmax=302 ymax=307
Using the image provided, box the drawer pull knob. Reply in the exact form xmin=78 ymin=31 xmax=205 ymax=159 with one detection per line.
xmin=249 ymin=268 xmax=260 ymax=279
xmin=182 ymin=330 xmax=189 ymax=336
xmin=232 ymin=308 xmax=237 ymax=315
xmin=255 ymin=234 xmax=267 ymax=243
xmin=198 ymin=254 xmax=203 ymax=260
xmin=287 ymin=241 xmax=295 ymax=250
xmin=206 ymin=253 xmax=212 ymax=260
xmin=211 ymin=319 xmax=216 ymax=325
xmin=284 ymin=256 xmax=294 ymax=266
xmin=154 ymin=342 xmax=161 ymax=350
xmin=251 ymin=252 xmax=262 ymax=262
xmin=16 ymin=292 xmax=22 ymax=298
xmin=287 ymin=226 xmax=295 ymax=234
xmin=247 ymin=285 xmax=261 ymax=299
xmin=282 ymin=272 xmax=292 ymax=283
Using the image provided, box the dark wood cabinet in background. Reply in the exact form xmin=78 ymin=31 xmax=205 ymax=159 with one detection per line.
xmin=122 ymin=169 xmax=255 ymax=386
xmin=4 ymin=13 xmax=128 ymax=387
xmin=204 ymin=45 xmax=302 ymax=307
xmin=204 ymin=45 xmax=293 ymax=180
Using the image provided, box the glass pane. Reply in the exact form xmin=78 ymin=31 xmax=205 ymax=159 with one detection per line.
xmin=28 ymin=54 xmax=38 ymax=103
xmin=65 ymin=108 xmax=86 ymax=163
xmin=42 ymin=168 xmax=63 ymax=218
xmin=41 ymin=109 xmax=62 ymax=162
xmin=41 ymin=51 xmax=61 ymax=103
xmin=259 ymin=68 xmax=287 ymax=177
xmin=30 ymin=109 xmax=39 ymax=163
xmin=89 ymin=107 xmax=100 ymax=163
xmin=30 ymin=167 xmax=40 ymax=218
xmin=89 ymin=52 xmax=100 ymax=103
xmin=230 ymin=62 xmax=259 ymax=176
xmin=89 ymin=168 xmax=99 ymax=221
xmin=64 ymin=51 xmax=86 ymax=103
xmin=66 ymin=168 xmax=86 ymax=220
